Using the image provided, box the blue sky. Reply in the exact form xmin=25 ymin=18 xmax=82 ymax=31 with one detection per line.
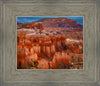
xmin=17 ymin=16 xmax=83 ymax=25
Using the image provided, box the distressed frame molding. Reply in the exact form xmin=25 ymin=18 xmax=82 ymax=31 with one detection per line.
xmin=0 ymin=1 xmax=100 ymax=86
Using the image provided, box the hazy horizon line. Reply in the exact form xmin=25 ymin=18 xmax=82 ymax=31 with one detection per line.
xmin=17 ymin=16 xmax=83 ymax=25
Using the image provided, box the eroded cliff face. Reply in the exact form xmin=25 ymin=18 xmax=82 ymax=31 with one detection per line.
xmin=17 ymin=32 xmax=83 ymax=69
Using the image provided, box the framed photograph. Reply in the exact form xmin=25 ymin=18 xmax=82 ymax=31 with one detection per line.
xmin=0 ymin=0 xmax=100 ymax=86
xmin=17 ymin=16 xmax=83 ymax=69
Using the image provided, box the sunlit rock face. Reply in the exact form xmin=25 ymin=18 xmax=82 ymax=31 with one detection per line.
xmin=17 ymin=34 xmax=68 ymax=69
xmin=31 ymin=46 xmax=41 ymax=54
xmin=17 ymin=28 xmax=83 ymax=69
xmin=17 ymin=46 xmax=28 ymax=69
xmin=51 ymin=45 xmax=56 ymax=53
xmin=26 ymin=35 xmax=67 ymax=59
xmin=57 ymin=40 xmax=62 ymax=48
xmin=50 ymin=51 xmax=72 ymax=69
xmin=45 ymin=46 xmax=51 ymax=58
xmin=38 ymin=59 xmax=49 ymax=69
xmin=41 ymin=46 xmax=45 ymax=53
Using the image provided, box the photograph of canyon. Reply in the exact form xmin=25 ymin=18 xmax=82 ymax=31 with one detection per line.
xmin=17 ymin=16 xmax=83 ymax=69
